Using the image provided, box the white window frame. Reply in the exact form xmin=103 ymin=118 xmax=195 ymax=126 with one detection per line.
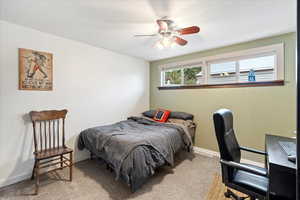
xmin=159 ymin=43 xmax=284 ymax=86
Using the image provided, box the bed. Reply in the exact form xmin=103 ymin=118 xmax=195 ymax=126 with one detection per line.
xmin=78 ymin=111 xmax=196 ymax=192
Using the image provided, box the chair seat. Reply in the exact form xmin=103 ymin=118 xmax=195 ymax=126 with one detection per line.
xmin=35 ymin=147 xmax=73 ymax=160
xmin=232 ymin=164 xmax=268 ymax=195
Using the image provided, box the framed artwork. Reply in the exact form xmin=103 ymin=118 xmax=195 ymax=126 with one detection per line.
xmin=19 ymin=48 xmax=53 ymax=91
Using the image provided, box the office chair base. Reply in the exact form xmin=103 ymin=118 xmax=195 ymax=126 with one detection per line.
xmin=224 ymin=189 xmax=254 ymax=200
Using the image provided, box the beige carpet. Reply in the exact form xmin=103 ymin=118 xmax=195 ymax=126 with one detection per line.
xmin=206 ymin=174 xmax=247 ymax=200
xmin=0 ymin=152 xmax=219 ymax=200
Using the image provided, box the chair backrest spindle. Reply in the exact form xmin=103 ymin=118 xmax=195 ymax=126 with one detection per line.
xmin=39 ymin=122 xmax=43 ymax=151
xmin=53 ymin=120 xmax=55 ymax=148
xmin=29 ymin=109 xmax=68 ymax=153
xmin=57 ymin=119 xmax=60 ymax=148
xmin=44 ymin=121 xmax=47 ymax=150
xmin=62 ymin=119 xmax=65 ymax=147
xmin=32 ymin=122 xmax=38 ymax=152
xmin=49 ymin=120 xmax=51 ymax=149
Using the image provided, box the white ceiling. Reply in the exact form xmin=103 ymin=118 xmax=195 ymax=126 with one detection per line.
xmin=0 ymin=0 xmax=296 ymax=61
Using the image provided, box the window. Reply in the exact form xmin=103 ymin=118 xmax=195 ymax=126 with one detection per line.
xmin=207 ymin=54 xmax=276 ymax=84
xmin=164 ymin=69 xmax=181 ymax=85
xmin=208 ymin=61 xmax=237 ymax=84
xmin=184 ymin=67 xmax=203 ymax=85
xmin=160 ymin=44 xmax=284 ymax=89
xmin=162 ymin=66 xmax=203 ymax=86
xmin=239 ymin=55 xmax=275 ymax=82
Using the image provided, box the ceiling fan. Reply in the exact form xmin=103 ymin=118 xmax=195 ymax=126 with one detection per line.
xmin=134 ymin=17 xmax=200 ymax=49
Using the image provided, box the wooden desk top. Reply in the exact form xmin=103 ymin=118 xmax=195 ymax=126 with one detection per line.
xmin=266 ymin=134 xmax=296 ymax=173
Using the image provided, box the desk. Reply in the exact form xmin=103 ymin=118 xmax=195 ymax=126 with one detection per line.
xmin=265 ymin=134 xmax=296 ymax=200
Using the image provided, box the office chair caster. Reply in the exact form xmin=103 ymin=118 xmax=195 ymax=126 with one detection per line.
xmin=224 ymin=191 xmax=231 ymax=198
xmin=224 ymin=189 xmax=251 ymax=200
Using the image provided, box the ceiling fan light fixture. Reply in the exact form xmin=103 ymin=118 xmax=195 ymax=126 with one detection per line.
xmin=161 ymin=36 xmax=173 ymax=48
xmin=155 ymin=40 xmax=164 ymax=50
xmin=170 ymin=40 xmax=176 ymax=48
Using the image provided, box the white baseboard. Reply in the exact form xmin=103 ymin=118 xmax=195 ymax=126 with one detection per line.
xmin=0 ymin=147 xmax=264 ymax=189
xmin=0 ymin=156 xmax=88 ymax=189
xmin=193 ymin=146 xmax=219 ymax=157
xmin=0 ymin=172 xmax=32 ymax=189
xmin=193 ymin=146 xmax=264 ymax=167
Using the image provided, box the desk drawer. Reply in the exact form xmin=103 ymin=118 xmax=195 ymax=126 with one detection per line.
xmin=269 ymin=164 xmax=296 ymax=200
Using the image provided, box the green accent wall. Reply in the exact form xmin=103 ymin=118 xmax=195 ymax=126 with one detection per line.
xmin=150 ymin=33 xmax=296 ymax=161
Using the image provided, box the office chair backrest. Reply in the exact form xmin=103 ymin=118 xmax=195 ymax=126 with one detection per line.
xmin=213 ymin=109 xmax=241 ymax=163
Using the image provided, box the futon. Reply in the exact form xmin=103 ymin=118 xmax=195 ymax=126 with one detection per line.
xmin=78 ymin=115 xmax=194 ymax=191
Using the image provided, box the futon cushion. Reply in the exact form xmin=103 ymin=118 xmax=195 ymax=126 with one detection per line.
xmin=143 ymin=110 xmax=194 ymax=120
xmin=153 ymin=109 xmax=171 ymax=122
xmin=169 ymin=111 xmax=194 ymax=120
xmin=142 ymin=110 xmax=156 ymax=118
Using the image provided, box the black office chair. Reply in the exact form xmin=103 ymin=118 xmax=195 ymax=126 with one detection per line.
xmin=213 ymin=109 xmax=269 ymax=200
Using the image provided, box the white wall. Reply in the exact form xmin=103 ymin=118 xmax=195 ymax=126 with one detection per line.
xmin=0 ymin=20 xmax=149 ymax=187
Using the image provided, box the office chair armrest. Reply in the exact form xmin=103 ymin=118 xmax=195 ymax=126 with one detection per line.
xmin=240 ymin=146 xmax=267 ymax=155
xmin=220 ymin=159 xmax=268 ymax=177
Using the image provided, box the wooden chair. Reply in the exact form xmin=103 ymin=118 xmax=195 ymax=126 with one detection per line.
xmin=29 ymin=109 xmax=73 ymax=195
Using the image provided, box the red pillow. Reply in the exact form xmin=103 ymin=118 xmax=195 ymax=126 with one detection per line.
xmin=153 ymin=109 xmax=171 ymax=122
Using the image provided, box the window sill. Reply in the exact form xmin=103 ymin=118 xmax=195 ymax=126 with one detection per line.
xmin=158 ymin=80 xmax=284 ymax=90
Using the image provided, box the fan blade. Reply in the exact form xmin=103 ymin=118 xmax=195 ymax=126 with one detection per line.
xmin=163 ymin=19 xmax=174 ymax=25
xmin=177 ymin=26 xmax=200 ymax=35
xmin=173 ymin=36 xmax=187 ymax=46
xmin=134 ymin=34 xmax=157 ymax=37
xmin=160 ymin=16 xmax=168 ymax=20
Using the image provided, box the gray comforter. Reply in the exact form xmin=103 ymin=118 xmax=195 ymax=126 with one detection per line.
xmin=78 ymin=116 xmax=192 ymax=191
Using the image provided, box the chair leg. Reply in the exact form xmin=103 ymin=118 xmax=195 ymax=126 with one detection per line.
xmin=31 ymin=160 xmax=37 ymax=180
xmin=69 ymin=152 xmax=73 ymax=181
xmin=60 ymin=155 xmax=63 ymax=169
xmin=35 ymin=160 xmax=40 ymax=195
